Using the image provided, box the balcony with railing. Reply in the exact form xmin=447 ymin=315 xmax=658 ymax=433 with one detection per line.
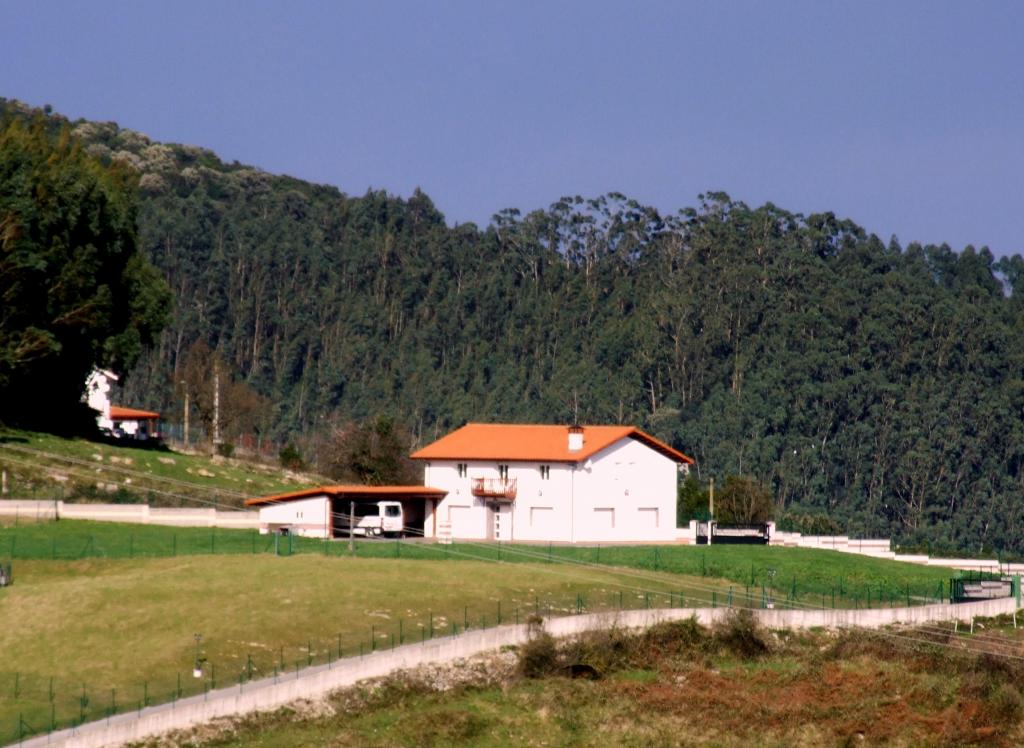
xmin=470 ymin=477 xmax=517 ymax=501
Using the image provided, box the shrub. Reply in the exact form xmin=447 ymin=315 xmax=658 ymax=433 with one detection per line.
xmin=776 ymin=511 xmax=843 ymax=536
xmin=988 ymin=683 xmax=1023 ymax=721
xmin=518 ymin=631 xmax=559 ymax=678
xmin=713 ymin=610 xmax=771 ymax=658
xmin=279 ymin=443 xmax=304 ymax=470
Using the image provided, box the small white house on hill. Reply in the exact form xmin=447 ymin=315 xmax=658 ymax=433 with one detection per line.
xmin=83 ymin=368 xmax=161 ymax=440
xmin=411 ymin=424 xmax=693 ymax=543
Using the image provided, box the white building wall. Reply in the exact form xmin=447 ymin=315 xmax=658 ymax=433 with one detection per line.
xmin=570 ymin=439 xmax=677 ymax=543
xmin=257 ymin=496 xmax=331 ymax=538
xmin=421 ymin=437 xmax=679 ymax=543
xmin=84 ymin=369 xmax=116 ymax=430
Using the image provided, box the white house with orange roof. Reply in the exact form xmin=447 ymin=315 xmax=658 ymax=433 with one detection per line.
xmin=411 ymin=424 xmax=693 ymax=543
xmin=84 ymin=368 xmax=161 ymax=440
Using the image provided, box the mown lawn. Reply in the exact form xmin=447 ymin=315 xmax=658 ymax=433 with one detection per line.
xmin=0 ymin=553 xmax=702 ymax=742
xmin=1 ymin=519 xmax=959 ymax=604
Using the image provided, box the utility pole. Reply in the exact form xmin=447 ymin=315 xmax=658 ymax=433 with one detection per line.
xmin=181 ymin=381 xmax=190 ymax=448
xmin=348 ymin=501 xmax=355 ymax=555
xmin=212 ymin=362 xmax=221 ymax=450
xmin=708 ymin=476 xmax=715 ymax=546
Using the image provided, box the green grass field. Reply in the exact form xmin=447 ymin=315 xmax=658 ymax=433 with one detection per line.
xmin=1 ymin=519 xmax=958 ymax=603
xmin=0 ymin=428 xmax=320 ymax=506
xmin=0 ymin=552 xmax=705 ymax=742
xmin=0 ymin=519 xmax=969 ymax=742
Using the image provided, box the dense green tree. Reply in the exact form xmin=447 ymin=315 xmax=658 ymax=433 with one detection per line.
xmin=714 ymin=476 xmax=775 ymax=525
xmin=677 ymin=474 xmax=709 ymax=525
xmin=0 ymin=115 xmax=169 ymax=430
xmin=322 ymin=416 xmax=419 ymax=486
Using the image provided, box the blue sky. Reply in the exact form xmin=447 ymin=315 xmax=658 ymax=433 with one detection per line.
xmin=4 ymin=1 xmax=1023 ymax=255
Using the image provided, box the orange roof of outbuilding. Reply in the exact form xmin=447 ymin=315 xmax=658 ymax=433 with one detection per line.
xmin=109 ymin=405 xmax=160 ymax=420
xmin=245 ymin=485 xmax=448 ymax=506
xmin=410 ymin=424 xmax=693 ymax=465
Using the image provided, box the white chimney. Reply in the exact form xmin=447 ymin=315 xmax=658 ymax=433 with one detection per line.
xmin=568 ymin=425 xmax=584 ymax=452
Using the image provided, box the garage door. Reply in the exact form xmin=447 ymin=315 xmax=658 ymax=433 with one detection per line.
xmin=447 ymin=504 xmax=473 ymax=538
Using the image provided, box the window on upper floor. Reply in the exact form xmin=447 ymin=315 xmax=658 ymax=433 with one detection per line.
xmin=457 ymin=463 xmax=467 ymax=478
xmin=540 ymin=465 xmax=550 ymax=480
xmin=498 ymin=464 xmax=509 ymax=480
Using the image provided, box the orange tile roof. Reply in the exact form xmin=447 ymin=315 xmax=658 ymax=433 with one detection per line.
xmin=410 ymin=424 xmax=694 ymax=465
xmin=109 ymin=405 xmax=160 ymax=420
xmin=245 ymin=485 xmax=447 ymax=506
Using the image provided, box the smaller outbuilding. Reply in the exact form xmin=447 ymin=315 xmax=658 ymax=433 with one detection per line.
xmin=246 ymin=485 xmax=448 ymax=538
xmin=108 ymin=406 xmax=161 ymax=440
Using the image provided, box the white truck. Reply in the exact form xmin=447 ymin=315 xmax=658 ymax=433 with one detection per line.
xmin=335 ymin=500 xmax=404 ymax=538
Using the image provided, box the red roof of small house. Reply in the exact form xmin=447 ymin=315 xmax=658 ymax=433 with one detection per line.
xmin=109 ymin=405 xmax=160 ymax=420
xmin=245 ymin=485 xmax=448 ymax=507
xmin=410 ymin=424 xmax=694 ymax=465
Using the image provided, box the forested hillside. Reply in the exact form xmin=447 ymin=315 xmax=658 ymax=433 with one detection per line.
xmin=4 ymin=98 xmax=1024 ymax=553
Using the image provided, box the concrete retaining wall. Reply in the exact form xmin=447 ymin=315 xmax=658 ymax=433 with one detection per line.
xmin=770 ymin=527 xmax=1024 ymax=574
xmin=19 ymin=596 xmax=1017 ymax=748
xmin=0 ymin=500 xmax=258 ymax=529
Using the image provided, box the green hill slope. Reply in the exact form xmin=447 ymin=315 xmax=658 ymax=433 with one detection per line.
xmin=3 ymin=98 xmax=1024 ymax=553
xmin=0 ymin=429 xmax=319 ymax=506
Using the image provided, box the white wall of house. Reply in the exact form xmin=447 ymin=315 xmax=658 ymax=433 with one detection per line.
xmin=421 ymin=437 xmax=679 ymax=543
xmin=84 ymin=369 xmax=116 ymax=430
xmin=571 ymin=438 xmax=678 ymax=543
xmin=257 ymin=495 xmax=331 ymax=538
